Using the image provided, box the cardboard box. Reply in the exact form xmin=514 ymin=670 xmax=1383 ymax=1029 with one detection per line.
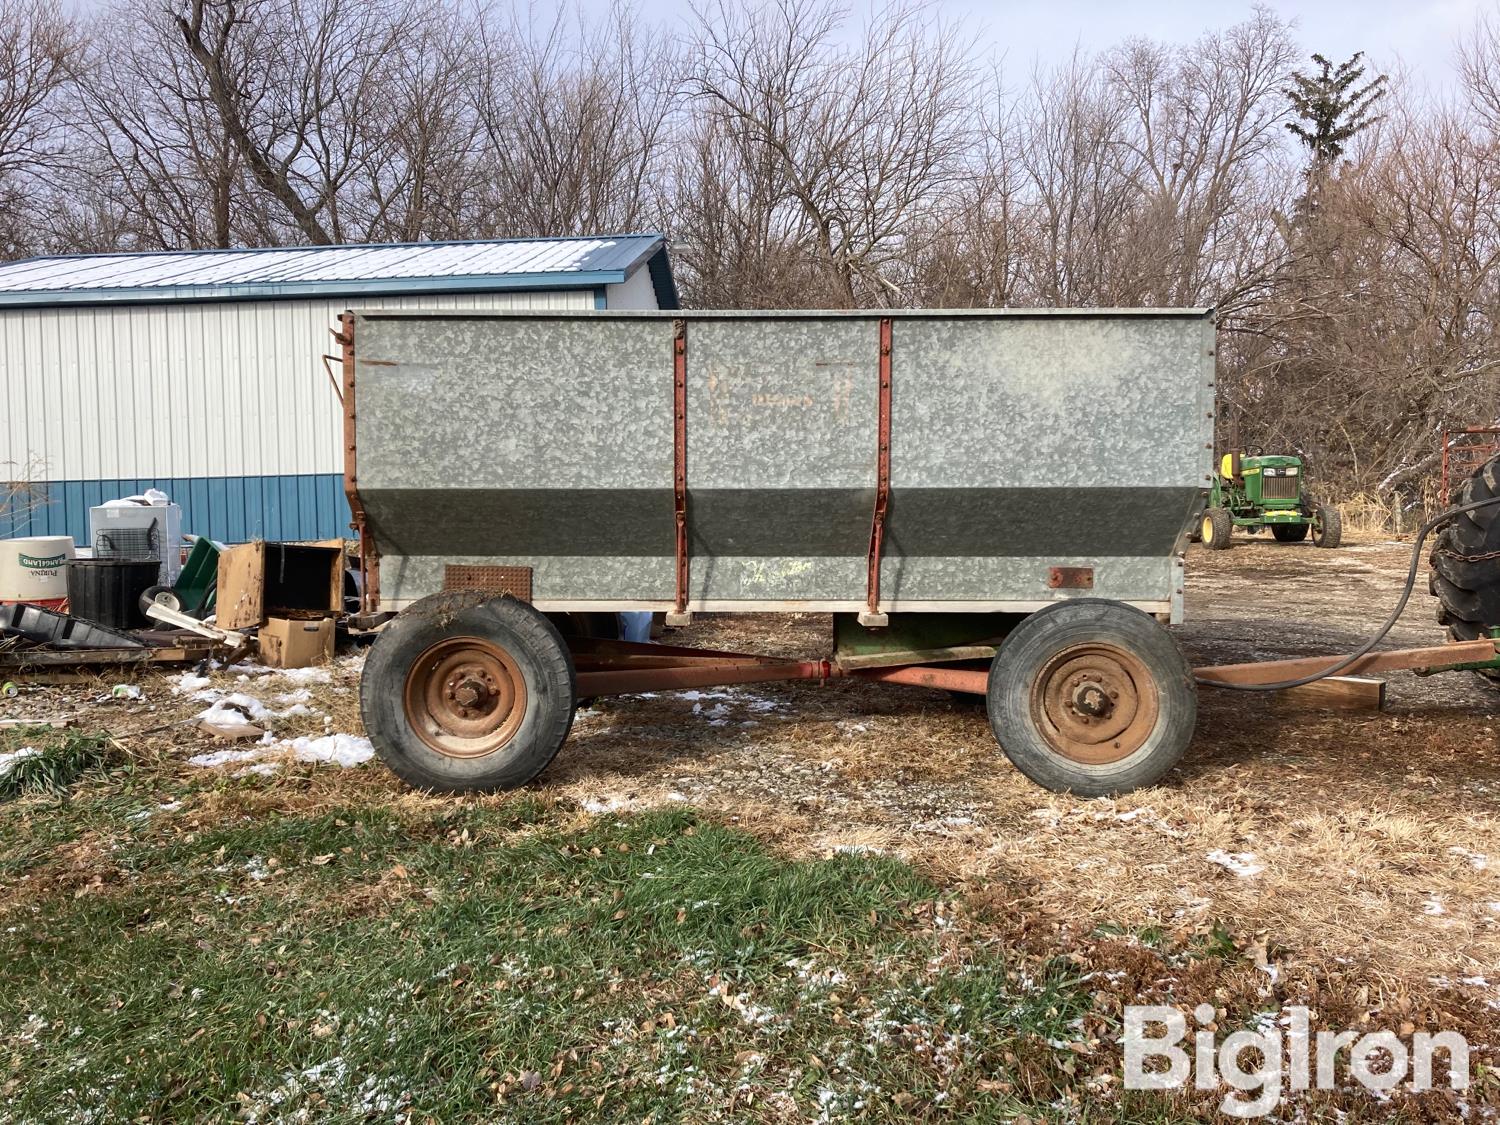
xmin=217 ymin=540 xmax=345 ymax=629
xmin=259 ymin=616 xmax=334 ymax=669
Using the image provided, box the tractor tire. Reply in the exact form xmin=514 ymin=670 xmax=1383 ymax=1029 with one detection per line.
xmin=986 ymin=600 xmax=1197 ymax=797
xmin=1430 ymin=454 xmax=1500 ymax=689
xmin=361 ymin=591 xmax=576 ymax=793
xmin=1201 ymin=508 xmax=1232 ymax=550
xmin=1312 ymin=506 xmax=1342 ymax=548
xmin=1272 ymin=523 xmax=1309 ymax=543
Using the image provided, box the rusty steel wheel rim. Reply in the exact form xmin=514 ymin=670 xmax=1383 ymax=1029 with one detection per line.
xmin=403 ymin=638 xmax=527 ymax=759
xmin=1029 ymin=642 xmax=1159 ymax=765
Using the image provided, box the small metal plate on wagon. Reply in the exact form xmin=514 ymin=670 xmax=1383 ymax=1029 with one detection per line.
xmin=442 ymin=565 xmax=533 ymax=602
xmin=1047 ymin=567 xmax=1094 ymax=590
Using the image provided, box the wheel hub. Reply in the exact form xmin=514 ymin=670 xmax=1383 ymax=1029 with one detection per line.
xmin=1030 ymin=643 xmax=1159 ymax=765
xmin=404 ymin=639 xmax=527 ymax=759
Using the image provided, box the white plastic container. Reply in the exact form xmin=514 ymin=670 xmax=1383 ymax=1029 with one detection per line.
xmin=0 ymin=535 xmax=76 ymax=604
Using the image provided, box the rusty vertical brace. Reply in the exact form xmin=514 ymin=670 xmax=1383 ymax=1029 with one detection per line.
xmin=861 ymin=317 xmax=894 ymax=626
xmin=339 ymin=313 xmax=379 ymax=614
xmin=1441 ymin=429 xmax=1452 ymax=509
xmin=669 ymin=318 xmax=691 ymax=623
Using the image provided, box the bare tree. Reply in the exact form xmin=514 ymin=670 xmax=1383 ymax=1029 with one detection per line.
xmin=0 ymin=0 xmax=76 ymax=254
xmin=469 ymin=4 xmax=676 ymax=239
xmin=683 ymin=0 xmax=979 ymax=307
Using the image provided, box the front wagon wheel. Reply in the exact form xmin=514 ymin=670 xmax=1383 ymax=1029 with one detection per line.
xmin=986 ymin=600 xmax=1197 ymax=797
xmin=361 ymin=592 xmax=576 ymax=793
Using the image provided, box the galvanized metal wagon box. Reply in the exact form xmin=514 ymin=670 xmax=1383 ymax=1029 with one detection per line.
xmin=342 ymin=308 xmax=1217 ymax=797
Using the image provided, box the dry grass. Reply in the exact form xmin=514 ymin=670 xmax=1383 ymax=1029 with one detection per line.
xmin=4 ymin=532 xmax=1499 ymax=1077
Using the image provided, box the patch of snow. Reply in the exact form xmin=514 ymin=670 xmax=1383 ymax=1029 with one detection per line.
xmin=272 ymin=666 xmax=333 ymax=686
xmin=1206 ymin=850 xmax=1263 ymax=878
xmin=189 ymin=732 xmax=371 ymax=772
xmin=189 ymin=747 xmax=268 ymax=768
xmin=285 ymin=733 xmax=373 ymax=767
xmin=169 ymin=672 xmax=212 ymax=694
xmin=578 ymin=792 xmax=668 ymax=815
xmin=1422 ymin=897 xmax=1447 ymax=916
xmin=1448 ymin=846 xmax=1490 ymax=871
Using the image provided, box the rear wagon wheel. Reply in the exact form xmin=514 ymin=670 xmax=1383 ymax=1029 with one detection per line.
xmin=986 ymin=600 xmax=1197 ymax=796
xmin=361 ymin=591 xmax=576 ymax=792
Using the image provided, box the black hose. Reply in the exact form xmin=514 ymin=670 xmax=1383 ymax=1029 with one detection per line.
xmin=1195 ymin=494 xmax=1500 ymax=692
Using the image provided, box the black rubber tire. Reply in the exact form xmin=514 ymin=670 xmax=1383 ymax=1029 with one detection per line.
xmin=1202 ymin=508 xmax=1232 ymax=550
xmin=1430 ymin=454 xmax=1500 ymax=688
xmin=361 ymin=591 xmax=576 ymax=793
xmin=1272 ymin=523 xmax=1309 ymax=543
xmin=138 ymin=585 xmax=181 ymax=617
xmin=986 ymin=600 xmax=1197 ymax=796
xmin=1312 ymin=506 xmax=1342 ymax=548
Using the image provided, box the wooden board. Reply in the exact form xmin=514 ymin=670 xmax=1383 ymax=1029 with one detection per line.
xmin=1275 ymin=676 xmax=1386 ymax=712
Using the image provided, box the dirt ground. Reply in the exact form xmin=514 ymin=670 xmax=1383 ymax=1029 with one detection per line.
xmin=4 ymin=529 xmax=1499 ymax=1096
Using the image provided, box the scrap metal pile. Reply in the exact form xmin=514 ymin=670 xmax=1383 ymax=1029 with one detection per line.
xmin=1 ymin=494 xmax=352 ymax=682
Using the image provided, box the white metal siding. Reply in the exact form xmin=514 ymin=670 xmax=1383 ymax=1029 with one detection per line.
xmin=604 ymin=267 xmax=658 ymax=310
xmin=0 ymin=288 xmax=593 ymax=482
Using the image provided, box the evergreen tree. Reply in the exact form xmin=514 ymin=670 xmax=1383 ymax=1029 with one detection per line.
xmin=1285 ymin=52 xmax=1388 ymax=166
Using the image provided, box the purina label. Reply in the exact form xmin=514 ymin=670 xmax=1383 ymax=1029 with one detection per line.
xmin=18 ymin=553 xmax=66 ymax=573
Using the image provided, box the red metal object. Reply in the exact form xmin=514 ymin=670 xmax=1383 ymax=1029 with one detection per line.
xmin=339 ymin=314 xmax=380 ymax=614
xmin=1047 ymin=566 xmax=1094 ymax=590
xmin=864 ymin=317 xmax=894 ymax=620
xmin=1194 ymin=638 xmax=1499 ymax=685
xmin=442 ymin=564 xmax=533 ymax=602
xmin=857 ymin=664 xmax=988 ymax=694
xmin=1440 ymin=427 xmax=1500 ymax=507
xmin=566 ymin=636 xmax=993 ymax=697
xmin=672 ymin=318 xmax=690 ymax=617
xmin=565 ymin=635 xmax=1500 ymax=700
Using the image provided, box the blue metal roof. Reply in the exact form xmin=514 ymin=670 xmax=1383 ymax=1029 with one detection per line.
xmin=0 ymin=234 xmax=679 ymax=309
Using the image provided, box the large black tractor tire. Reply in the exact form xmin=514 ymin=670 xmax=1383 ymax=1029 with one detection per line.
xmin=1272 ymin=523 xmax=1309 ymax=543
xmin=361 ymin=591 xmax=576 ymax=793
xmin=986 ymin=600 xmax=1198 ymax=797
xmin=1430 ymin=455 xmax=1500 ymax=689
xmin=1312 ymin=506 xmax=1342 ymax=548
xmin=1201 ymin=508 xmax=1232 ymax=550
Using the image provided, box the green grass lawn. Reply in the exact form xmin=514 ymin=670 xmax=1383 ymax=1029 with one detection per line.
xmin=0 ymin=727 xmax=1142 ymax=1123
xmin=6 ymin=721 xmax=1480 ymax=1123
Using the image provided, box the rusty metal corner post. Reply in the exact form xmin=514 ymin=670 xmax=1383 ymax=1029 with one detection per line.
xmin=860 ymin=317 xmax=894 ymax=627
xmin=339 ymin=312 xmax=380 ymax=614
xmin=667 ymin=317 xmax=692 ymax=626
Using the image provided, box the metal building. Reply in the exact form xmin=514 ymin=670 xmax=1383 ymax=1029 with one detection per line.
xmin=0 ymin=235 xmax=678 ymax=545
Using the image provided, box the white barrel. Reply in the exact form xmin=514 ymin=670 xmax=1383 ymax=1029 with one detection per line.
xmin=0 ymin=536 xmax=77 ymax=602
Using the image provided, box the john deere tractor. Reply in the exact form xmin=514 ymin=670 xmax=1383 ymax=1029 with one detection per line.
xmin=1200 ymin=452 xmax=1341 ymax=550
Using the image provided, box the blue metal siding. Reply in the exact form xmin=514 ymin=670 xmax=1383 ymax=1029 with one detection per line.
xmin=1 ymin=473 xmax=347 ymax=545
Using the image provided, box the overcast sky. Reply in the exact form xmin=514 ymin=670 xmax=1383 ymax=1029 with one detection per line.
xmin=574 ymin=0 xmax=1489 ymax=94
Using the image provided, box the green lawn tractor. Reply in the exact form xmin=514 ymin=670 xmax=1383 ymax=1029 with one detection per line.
xmin=1199 ymin=452 xmax=1342 ymax=551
